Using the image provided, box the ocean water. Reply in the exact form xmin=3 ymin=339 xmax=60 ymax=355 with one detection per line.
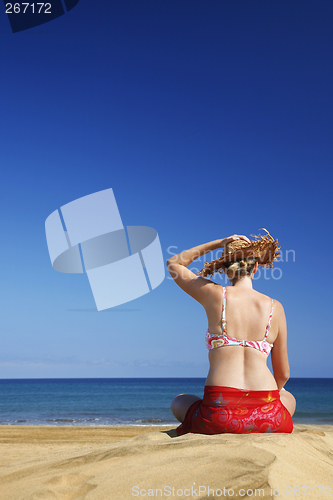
xmin=0 ymin=378 xmax=332 ymax=426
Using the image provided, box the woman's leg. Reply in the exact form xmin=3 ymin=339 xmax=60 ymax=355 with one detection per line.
xmin=280 ymin=388 xmax=296 ymax=417
xmin=170 ymin=394 xmax=202 ymax=423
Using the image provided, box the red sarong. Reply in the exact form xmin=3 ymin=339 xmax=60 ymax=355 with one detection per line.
xmin=176 ymin=386 xmax=293 ymax=436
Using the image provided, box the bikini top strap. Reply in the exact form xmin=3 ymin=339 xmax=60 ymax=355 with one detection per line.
xmin=264 ymin=299 xmax=274 ymax=339
xmin=221 ymin=286 xmax=227 ymax=334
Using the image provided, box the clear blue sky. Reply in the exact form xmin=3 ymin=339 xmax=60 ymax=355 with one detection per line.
xmin=0 ymin=0 xmax=332 ymax=378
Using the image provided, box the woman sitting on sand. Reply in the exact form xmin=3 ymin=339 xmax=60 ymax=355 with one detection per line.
xmin=167 ymin=230 xmax=296 ymax=435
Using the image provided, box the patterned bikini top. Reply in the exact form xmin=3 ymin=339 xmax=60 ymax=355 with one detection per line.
xmin=206 ymin=287 xmax=274 ymax=356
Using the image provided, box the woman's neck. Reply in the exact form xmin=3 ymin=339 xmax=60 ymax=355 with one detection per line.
xmin=231 ymin=276 xmax=253 ymax=289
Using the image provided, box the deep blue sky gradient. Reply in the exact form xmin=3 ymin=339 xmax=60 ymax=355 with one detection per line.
xmin=0 ymin=0 xmax=332 ymax=378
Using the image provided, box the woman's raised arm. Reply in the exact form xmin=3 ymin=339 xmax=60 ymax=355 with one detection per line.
xmin=166 ymin=234 xmax=250 ymax=304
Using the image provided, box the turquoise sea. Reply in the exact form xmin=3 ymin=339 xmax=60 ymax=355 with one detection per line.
xmin=0 ymin=378 xmax=332 ymax=426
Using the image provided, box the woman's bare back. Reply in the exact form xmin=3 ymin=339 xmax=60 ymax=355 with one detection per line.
xmin=204 ymin=285 xmax=281 ymax=390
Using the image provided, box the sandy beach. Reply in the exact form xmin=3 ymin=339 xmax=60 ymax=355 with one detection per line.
xmin=0 ymin=424 xmax=332 ymax=499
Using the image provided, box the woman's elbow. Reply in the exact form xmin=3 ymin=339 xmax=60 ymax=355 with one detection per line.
xmin=280 ymin=365 xmax=290 ymax=379
xmin=166 ymin=256 xmax=178 ymax=268
xmin=166 ymin=261 xmax=178 ymax=280
xmin=273 ymin=365 xmax=290 ymax=385
xmin=166 ymin=259 xmax=175 ymax=274
xmin=280 ymin=368 xmax=290 ymax=381
xmin=278 ymin=371 xmax=290 ymax=386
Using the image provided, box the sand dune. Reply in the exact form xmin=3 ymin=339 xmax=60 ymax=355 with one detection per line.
xmin=0 ymin=425 xmax=332 ymax=499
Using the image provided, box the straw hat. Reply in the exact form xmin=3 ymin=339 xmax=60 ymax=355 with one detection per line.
xmin=198 ymin=229 xmax=281 ymax=278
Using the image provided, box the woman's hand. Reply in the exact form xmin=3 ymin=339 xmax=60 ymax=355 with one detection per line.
xmin=219 ymin=234 xmax=251 ymax=248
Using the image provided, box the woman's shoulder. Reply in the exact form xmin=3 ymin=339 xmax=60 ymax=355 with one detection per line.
xmin=272 ymin=299 xmax=285 ymax=317
xmin=257 ymin=293 xmax=285 ymax=319
xmin=214 ymin=286 xmax=285 ymax=309
xmin=253 ymin=289 xmax=282 ymax=305
xmin=249 ymin=290 xmax=285 ymax=315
